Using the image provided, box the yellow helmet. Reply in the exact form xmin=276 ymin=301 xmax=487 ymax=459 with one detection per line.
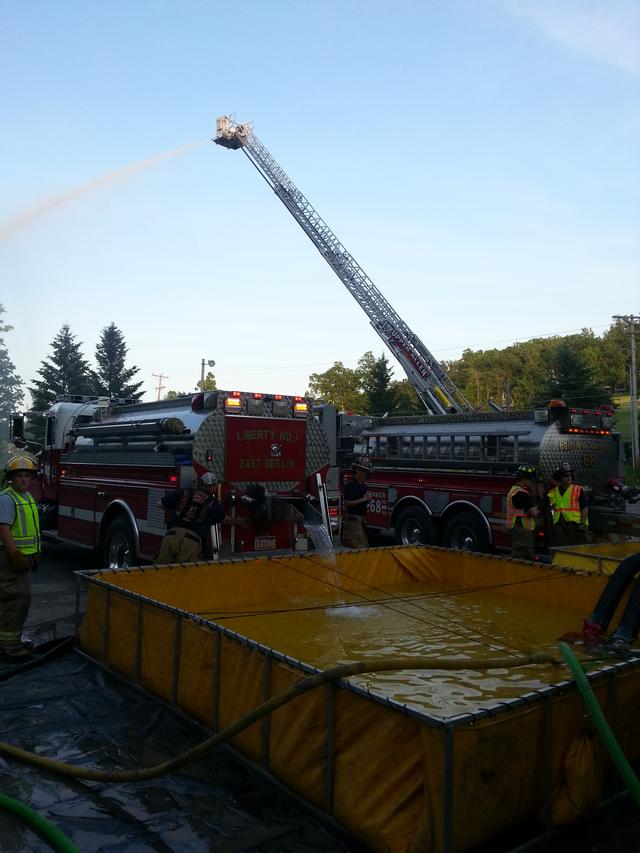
xmin=5 ymin=455 xmax=38 ymax=477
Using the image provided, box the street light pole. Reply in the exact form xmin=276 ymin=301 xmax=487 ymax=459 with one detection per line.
xmin=613 ymin=314 xmax=640 ymax=476
xmin=199 ymin=358 xmax=216 ymax=390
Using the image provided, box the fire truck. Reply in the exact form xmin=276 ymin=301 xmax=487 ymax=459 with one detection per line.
xmin=14 ymin=390 xmax=331 ymax=567
xmin=213 ymin=116 xmax=640 ymax=549
xmin=351 ymin=401 xmax=638 ymax=550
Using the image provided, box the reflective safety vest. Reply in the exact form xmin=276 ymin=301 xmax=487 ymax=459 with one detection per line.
xmin=507 ymin=485 xmax=536 ymax=531
xmin=1 ymin=486 xmax=41 ymax=555
xmin=547 ymin=484 xmax=586 ymax=526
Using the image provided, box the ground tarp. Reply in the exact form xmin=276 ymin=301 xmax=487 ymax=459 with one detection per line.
xmin=0 ymin=651 xmax=358 ymax=852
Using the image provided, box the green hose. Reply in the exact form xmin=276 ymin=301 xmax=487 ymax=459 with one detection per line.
xmin=558 ymin=642 xmax=640 ymax=808
xmin=0 ymin=792 xmax=79 ymax=853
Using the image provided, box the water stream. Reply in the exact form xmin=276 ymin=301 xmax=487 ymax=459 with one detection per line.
xmin=1 ymin=141 xmax=205 ymax=242
xmin=295 ymin=502 xmax=337 ymax=567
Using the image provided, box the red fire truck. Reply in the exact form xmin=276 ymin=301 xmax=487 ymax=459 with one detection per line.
xmin=15 ymin=390 xmax=331 ymax=567
xmin=348 ymin=400 xmax=637 ymax=551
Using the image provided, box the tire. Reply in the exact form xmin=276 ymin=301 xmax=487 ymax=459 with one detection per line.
xmin=394 ymin=506 xmax=439 ymax=546
xmin=443 ymin=511 xmax=490 ymax=552
xmin=101 ymin=517 xmax=137 ymax=569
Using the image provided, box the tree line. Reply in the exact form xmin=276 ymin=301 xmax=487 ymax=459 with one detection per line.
xmin=0 ymin=304 xmax=633 ymax=446
xmin=306 ymin=323 xmax=632 ymax=415
xmin=0 ymin=303 xmax=220 ymax=444
xmin=0 ymin=304 xmax=144 ymax=442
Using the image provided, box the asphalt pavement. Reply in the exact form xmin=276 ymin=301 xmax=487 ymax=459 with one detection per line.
xmin=24 ymin=541 xmax=90 ymax=643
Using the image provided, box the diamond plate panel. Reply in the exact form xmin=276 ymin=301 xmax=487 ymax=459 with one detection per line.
xmin=192 ymin=412 xmax=227 ymax=481
xmin=306 ymin=416 xmax=330 ymax=478
xmin=538 ymin=421 xmax=618 ymax=492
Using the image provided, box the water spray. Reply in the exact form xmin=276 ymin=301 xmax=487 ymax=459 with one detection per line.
xmin=0 ymin=141 xmax=205 ymax=242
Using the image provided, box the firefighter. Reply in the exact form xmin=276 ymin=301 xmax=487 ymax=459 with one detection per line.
xmin=156 ymin=472 xmax=225 ymax=564
xmin=507 ymin=465 xmax=540 ymax=561
xmin=342 ymin=456 xmax=372 ymax=549
xmin=0 ymin=455 xmax=41 ymax=659
xmin=581 ymin=552 xmax=640 ymax=648
xmin=547 ymin=462 xmax=589 ymax=548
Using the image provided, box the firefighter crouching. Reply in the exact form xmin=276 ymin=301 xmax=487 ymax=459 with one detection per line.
xmin=507 ymin=465 xmax=540 ymax=561
xmin=156 ymin=472 xmax=225 ymax=564
xmin=342 ymin=456 xmax=372 ymax=549
xmin=547 ymin=461 xmax=589 ymax=548
xmin=0 ymin=456 xmax=41 ymax=659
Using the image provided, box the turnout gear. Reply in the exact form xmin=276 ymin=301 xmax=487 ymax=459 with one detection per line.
xmin=515 ymin=465 xmax=538 ymax=480
xmin=352 ymin=456 xmax=372 ymax=472
xmin=553 ymin=462 xmax=574 ymax=480
xmin=507 ymin=485 xmax=536 ymax=531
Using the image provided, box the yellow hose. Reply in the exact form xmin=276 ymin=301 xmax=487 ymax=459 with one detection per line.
xmin=0 ymin=653 xmax=559 ymax=783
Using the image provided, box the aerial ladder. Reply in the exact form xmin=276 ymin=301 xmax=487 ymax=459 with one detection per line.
xmin=214 ymin=116 xmax=474 ymax=415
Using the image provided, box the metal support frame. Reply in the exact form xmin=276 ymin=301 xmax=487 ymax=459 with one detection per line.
xmin=74 ymin=574 xmax=81 ymax=643
xmin=442 ymin=726 xmax=454 ymax=853
xmin=542 ymin=694 xmax=554 ymax=832
xmin=172 ymin=613 xmax=182 ymax=705
xmin=135 ymin=599 xmax=143 ymax=682
xmin=101 ymin=588 xmax=110 ymax=663
xmin=262 ymin=653 xmax=272 ymax=770
xmin=324 ymin=682 xmax=336 ymax=817
xmin=212 ymin=630 xmax=221 ymax=732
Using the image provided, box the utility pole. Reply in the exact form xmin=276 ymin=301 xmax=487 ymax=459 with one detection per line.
xmin=152 ymin=373 xmax=168 ymax=401
xmin=613 ymin=315 xmax=640 ymax=475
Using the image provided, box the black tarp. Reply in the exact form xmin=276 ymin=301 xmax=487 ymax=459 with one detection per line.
xmin=0 ymin=649 xmax=359 ymax=852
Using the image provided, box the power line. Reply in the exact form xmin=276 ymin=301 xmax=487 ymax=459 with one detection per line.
xmin=164 ymin=324 xmax=615 ymax=377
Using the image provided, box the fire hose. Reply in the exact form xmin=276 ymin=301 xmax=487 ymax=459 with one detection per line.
xmin=0 ymin=794 xmax=79 ymax=853
xmin=3 ymin=648 xmax=640 ymax=851
xmin=0 ymin=653 xmax=558 ymax=783
xmin=558 ymin=642 xmax=640 ymax=808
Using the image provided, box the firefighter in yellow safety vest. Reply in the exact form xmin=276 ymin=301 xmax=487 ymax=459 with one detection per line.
xmin=547 ymin=461 xmax=589 ymax=548
xmin=507 ymin=465 xmax=540 ymax=561
xmin=0 ymin=455 xmax=41 ymax=659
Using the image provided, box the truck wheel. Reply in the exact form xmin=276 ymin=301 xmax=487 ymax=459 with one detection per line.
xmin=101 ymin=517 xmax=137 ymax=569
xmin=394 ymin=507 xmax=438 ymax=546
xmin=443 ymin=512 xmax=490 ymax=552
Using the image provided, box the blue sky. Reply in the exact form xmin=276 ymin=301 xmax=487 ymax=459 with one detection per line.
xmin=1 ymin=0 xmax=638 ymax=404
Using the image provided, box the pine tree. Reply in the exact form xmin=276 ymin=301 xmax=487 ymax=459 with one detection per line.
xmin=0 ymin=304 xmax=24 ymax=442
xmin=94 ymin=323 xmax=144 ymax=399
xmin=539 ymin=339 xmax=609 ymax=408
xmin=29 ymin=324 xmax=93 ymax=411
xmin=361 ymin=353 xmax=395 ymax=415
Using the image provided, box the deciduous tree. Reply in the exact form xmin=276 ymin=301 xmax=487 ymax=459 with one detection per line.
xmin=307 ymin=362 xmax=366 ymax=412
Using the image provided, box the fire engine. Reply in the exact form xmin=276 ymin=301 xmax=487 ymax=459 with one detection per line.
xmin=14 ymin=390 xmax=331 ymax=567
xmin=213 ymin=116 xmax=640 ymax=549
xmin=351 ymin=401 xmax=637 ymax=550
